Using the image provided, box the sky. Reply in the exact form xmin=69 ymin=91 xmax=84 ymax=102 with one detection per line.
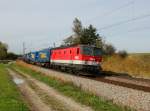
xmin=0 ymin=0 xmax=150 ymax=54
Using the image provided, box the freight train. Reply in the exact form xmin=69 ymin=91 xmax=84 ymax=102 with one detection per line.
xmin=23 ymin=44 xmax=102 ymax=75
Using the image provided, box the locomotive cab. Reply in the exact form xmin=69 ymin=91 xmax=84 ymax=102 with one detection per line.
xmin=77 ymin=45 xmax=102 ymax=73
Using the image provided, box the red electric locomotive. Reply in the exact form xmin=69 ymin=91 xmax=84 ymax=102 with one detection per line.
xmin=50 ymin=44 xmax=102 ymax=74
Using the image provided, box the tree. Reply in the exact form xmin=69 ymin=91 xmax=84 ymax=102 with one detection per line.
xmin=0 ymin=41 xmax=19 ymax=60
xmin=62 ymin=18 xmax=83 ymax=46
xmin=102 ymin=43 xmax=116 ymax=55
xmin=72 ymin=18 xmax=83 ymax=45
xmin=95 ymin=37 xmax=103 ymax=48
xmin=72 ymin=18 xmax=83 ymax=37
xmin=80 ymin=25 xmax=103 ymax=47
xmin=0 ymin=41 xmax=8 ymax=60
xmin=62 ymin=18 xmax=103 ymax=47
xmin=118 ymin=50 xmax=128 ymax=58
xmin=6 ymin=52 xmax=18 ymax=60
xmin=61 ymin=35 xmax=75 ymax=46
xmin=61 ymin=18 xmax=116 ymax=55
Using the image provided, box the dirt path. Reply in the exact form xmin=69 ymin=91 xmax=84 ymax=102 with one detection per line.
xmin=13 ymin=68 xmax=93 ymax=111
xmin=7 ymin=68 xmax=53 ymax=111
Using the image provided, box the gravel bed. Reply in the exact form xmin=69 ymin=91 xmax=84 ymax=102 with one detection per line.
xmin=18 ymin=62 xmax=150 ymax=111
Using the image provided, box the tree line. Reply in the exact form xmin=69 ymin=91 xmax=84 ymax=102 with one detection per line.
xmin=0 ymin=41 xmax=18 ymax=60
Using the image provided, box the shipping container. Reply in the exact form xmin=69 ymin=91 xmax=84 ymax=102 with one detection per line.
xmin=29 ymin=51 xmax=39 ymax=63
xmin=36 ymin=48 xmax=51 ymax=67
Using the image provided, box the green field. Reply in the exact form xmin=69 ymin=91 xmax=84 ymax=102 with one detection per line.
xmin=10 ymin=63 xmax=133 ymax=111
xmin=0 ymin=64 xmax=29 ymax=111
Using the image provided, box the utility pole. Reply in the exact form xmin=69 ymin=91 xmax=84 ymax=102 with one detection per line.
xmin=53 ymin=42 xmax=56 ymax=48
xmin=23 ymin=42 xmax=26 ymax=55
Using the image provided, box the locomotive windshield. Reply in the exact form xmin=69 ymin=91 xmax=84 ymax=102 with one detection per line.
xmin=93 ymin=47 xmax=101 ymax=56
xmin=81 ymin=46 xmax=101 ymax=56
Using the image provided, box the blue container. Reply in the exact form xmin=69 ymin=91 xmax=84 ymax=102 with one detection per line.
xmin=37 ymin=48 xmax=51 ymax=63
xmin=29 ymin=51 xmax=39 ymax=62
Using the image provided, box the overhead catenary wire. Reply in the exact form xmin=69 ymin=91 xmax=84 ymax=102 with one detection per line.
xmin=98 ymin=13 xmax=150 ymax=30
xmin=128 ymin=26 xmax=150 ymax=32
xmin=86 ymin=0 xmax=134 ymax=24
xmin=103 ymin=26 xmax=150 ymax=37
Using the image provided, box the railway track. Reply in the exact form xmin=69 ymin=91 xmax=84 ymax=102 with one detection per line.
xmin=76 ymin=71 xmax=150 ymax=93
xmin=93 ymin=76 xmax=150 ymax=92
xmin=47 ymin=67 xmax=150 ymax=93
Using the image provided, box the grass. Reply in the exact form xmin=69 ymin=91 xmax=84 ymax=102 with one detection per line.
xmin=0 ymin=64 xmax=29 ymax=111
xmin=102 ymin=54 xmax=150 ymax=78
xmin=10 ymin=63 xmax=133 ymax=111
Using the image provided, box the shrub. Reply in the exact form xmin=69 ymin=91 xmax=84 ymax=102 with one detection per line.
xmin=118 ymin=50 xmax=128 ymax=58
xmin=103 ymin=44 xmax=116 ymax=55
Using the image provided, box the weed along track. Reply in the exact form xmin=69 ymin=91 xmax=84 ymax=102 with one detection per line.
xmin=15 ymin=61 xmax=150 ymax=111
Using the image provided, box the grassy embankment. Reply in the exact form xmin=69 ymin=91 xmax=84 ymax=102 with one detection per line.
xmin=10 ymin=63 xmax=133 ymax=111
xmin=102 ymin=53 xmax=150 ymax=78
xmin=0 ymin=64 xmax=29 ymax=111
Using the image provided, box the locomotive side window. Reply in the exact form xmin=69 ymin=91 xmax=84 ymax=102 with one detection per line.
xmin=82 ymin=46 xmax=93 ymax=55
xmin=77 ymin=48 xmax=79 ymax=54
xmin=93 ymin=48 xmax=101 ymax=56
xmin=81 ymin=46 xmax=101 ymax=56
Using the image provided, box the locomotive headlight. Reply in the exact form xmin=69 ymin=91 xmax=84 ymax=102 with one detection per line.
xmin=75 ymin=56 xmax=79 ymax=59
xmin=90 ymin=58 xmax=95 ymax=61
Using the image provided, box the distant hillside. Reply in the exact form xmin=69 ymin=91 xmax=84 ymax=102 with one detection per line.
xmin=102 ymin=53 xmax=150 ymax=79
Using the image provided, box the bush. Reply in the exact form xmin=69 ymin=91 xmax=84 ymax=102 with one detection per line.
xmin=0 ymin=42 xmax=8 ymax=60
xmin=103 ymin=44 xmax=116 ymax=55
xmin=6 ymin=52 xmax=19 ymax=60
xmin=118 ymin=50 xmax=128 ymax=58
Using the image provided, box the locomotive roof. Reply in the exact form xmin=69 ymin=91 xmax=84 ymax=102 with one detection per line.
xmin=51 ymin=44 xmax=98 ymax=50
xmin=24 ymin=45 xmax=101 ymax=56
